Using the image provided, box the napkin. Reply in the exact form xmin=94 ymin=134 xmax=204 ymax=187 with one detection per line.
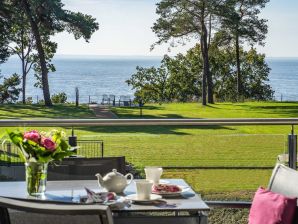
xmin=84 ymin=187 xmax=131 ymax=209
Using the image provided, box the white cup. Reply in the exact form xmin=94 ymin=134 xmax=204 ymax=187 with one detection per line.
xmin=135 ymin=180 xmax=153 ymax=200
xmin=145 ymin=167 xmax=163 ymax=184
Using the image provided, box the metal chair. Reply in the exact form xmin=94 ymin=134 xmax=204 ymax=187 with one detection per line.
xmin=206 ymin=163 xmax=298 ymax=223
xmin=108 ymin=95 xmax=116 ymax=106
xmin=207 ymin=163 xmax=298 ymax=206
xmin=102 ymin=95 xmax=109 ymax=105
xmin=0 ymin=196 xmax=114 ymax=224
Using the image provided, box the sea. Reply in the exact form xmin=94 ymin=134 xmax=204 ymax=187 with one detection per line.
xmin=0 ymin=56 xmax=297 ymax=103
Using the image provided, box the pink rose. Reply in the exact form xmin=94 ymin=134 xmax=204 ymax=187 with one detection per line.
xmin=23 ymin=130 xmax=40 ymax=143
xmin=41 ymin=137 xmax=56 ymax=151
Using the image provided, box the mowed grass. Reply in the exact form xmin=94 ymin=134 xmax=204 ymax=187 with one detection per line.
xmin=0 ymin=104 xmax=95 ymax=119
xmin=0 ymin=102 xmax=297 ymax=195
xmin=112 ymin=101 xmax=298 ymax=119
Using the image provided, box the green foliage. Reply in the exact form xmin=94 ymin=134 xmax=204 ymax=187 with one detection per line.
xmin=126 ymin=64 xmax=169 ymax=105
xmin=33 ymin=40 xmax=57 ymax=88
xmin=0 ymin=3 xmax=11 ymax=64
xmin=1 ymin=0 xmax=99 ymax=106
xmin=208 ymin=44 xmax=274 ymax=101
xmin=165 ymin=54 xmax=201 ymax=102
xmin=51 ymin=92 xmax=67 ymax=104
xmin=127 ymin=45 xmax=273 ymax=103
xmin=152 ymin=0 xmax=228 ymax=105
xmin=221 ymin=0 xmax=269 ymax=46
xmin=0 ymin=73 xmax=21 ymax=104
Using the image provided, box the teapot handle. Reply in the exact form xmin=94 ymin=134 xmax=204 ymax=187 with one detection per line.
xmin=125 ymin=173 xmax=134 ymax=185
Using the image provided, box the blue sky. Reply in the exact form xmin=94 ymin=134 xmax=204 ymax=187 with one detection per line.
xmin=54 ymin=0 xmax=298 ymax=57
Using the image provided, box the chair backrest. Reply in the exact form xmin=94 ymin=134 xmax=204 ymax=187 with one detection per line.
xmin=102 ymin=95 xmax=109 ymax=101
xmin=0 ymin=197 xmax=113 ymax=224
xmin=47 ymin=157 xmax=126 ymax=180
xmin=268 ymin=163 xmax=298 ymax=198
xmin=109 ymin=95 xmax=115 ymax=101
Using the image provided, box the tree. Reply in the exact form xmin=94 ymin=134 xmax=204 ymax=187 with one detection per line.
xmin=126 ymin=63 xmax=170 ymax=104
xmin=8 ymin=12 xmax=35 ymax=104
xmin=2 ymin=0 xmax=99 ymax=106
xmin=127 ymin=45 xmax=273 ymax=103
xmin=165 ymin=54 xmax=201 ymax=102
xmin=241 ymin=48 xmax=273 ymax=100
xmin=0 ymin=10 xmax=10 ymax=64
xmin=152 ymin=0 xmax=223 ymax=105
xmin=221 ymin=0 xmax=269 ymax=99
xmin=0 ymin=73 xmax=22 ymax=104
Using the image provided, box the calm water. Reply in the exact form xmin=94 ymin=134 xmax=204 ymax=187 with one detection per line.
xmin=267 ymin=58 xmax=298 ymax=101
xmin=0 ymin=56 xmax=297 ymax=102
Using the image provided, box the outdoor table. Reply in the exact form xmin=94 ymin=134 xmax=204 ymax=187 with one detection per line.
xmin=0 ymin=179 xmax=209 ymax=224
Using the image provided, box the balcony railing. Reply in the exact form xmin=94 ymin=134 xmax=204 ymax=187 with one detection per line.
xmin=1 ymin=118 xmax=298 ymax=126
xmin=0 ymin=118 xmax=297 ymax=169
xmin=0 ymin=118 xmax=297 ymax=222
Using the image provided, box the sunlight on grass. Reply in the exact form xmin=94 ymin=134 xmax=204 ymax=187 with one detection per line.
xmin=0 ymin=102 xmax=296 ymax=193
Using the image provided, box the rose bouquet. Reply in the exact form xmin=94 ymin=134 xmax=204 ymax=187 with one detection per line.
xmin=6 ymin=129 xmax=75 ymax=163
xmin=6 ymin=129 xmax=75 ymax=195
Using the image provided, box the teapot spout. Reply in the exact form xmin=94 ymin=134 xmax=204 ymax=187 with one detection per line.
xmin=95 ymin=173 xmax=104 ymax=187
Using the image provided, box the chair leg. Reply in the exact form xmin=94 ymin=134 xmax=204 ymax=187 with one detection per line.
xmin=0 ymin=207 xmax=11 ymax=224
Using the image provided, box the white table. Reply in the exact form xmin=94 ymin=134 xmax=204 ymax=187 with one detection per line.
xmin=0 ymin=179 xmax=209 ymax=224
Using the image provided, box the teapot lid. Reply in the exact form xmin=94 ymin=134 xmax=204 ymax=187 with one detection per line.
xmin=107 ymin=169 xmax=122 ymax=177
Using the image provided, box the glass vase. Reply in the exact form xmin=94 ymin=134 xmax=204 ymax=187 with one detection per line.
xmin=25 ymin=162 xmax=48 ymax=196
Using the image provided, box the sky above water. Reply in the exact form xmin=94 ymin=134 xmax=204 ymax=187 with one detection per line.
xmin=54 ymin=0 xmax=298 ymax=57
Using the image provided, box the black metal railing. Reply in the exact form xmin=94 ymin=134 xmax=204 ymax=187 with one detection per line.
xmin=0 ymin=140 xmax=104 ymax=166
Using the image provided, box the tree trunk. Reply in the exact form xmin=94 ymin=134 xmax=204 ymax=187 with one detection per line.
xmin=22 ymin=69 xmax=26 ymax=104
xmin=200 ymin=7 xmax=213 ymax=105
xmin=235 ymin=32 xmax=242 ymax=101
xmin=21 ymin=29 xmax=26 ymax=104
xmin=200 ymin=37 xmax=207 ymax=106
xmin=203 ymin=24 xmax=214 ymax=104
xmin=22 ymin=0 xmax=52 ymax=106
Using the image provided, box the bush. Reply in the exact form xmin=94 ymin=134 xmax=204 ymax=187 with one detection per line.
xmin=51 ymin=92 xmax=67 ymax=104
xmin=26 ymin=97 xmax=33 ymax=104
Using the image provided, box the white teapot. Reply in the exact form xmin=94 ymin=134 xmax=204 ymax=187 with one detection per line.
xmin=95 ymin=169 xmax=133 ymax=193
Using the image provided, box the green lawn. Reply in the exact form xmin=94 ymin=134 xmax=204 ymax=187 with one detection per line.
xmin=0 ymin=104 xmax=95 ymax=119
xmin=112 ymin=101 xmax=298 ymax=119
xmin=0 ymin=102 xmax=297 ymax=196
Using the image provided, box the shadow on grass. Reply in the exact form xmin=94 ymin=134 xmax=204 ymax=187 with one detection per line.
xmin=0 ymin=104 xmax=95 ymax=119
xmin=237 ymin=103 xmax=298 ymax=117
xmin=118 ymin=113 xmax=187 ymax=119
xmin=76 ymin=125 xmax=234 ymax=135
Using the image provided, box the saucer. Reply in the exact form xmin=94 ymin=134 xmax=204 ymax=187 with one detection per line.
xmin=126 ymin=194 xmax=162 ymax=202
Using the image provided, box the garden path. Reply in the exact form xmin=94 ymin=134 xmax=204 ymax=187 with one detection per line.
xmin=89 ymin=104 xmax=118 ymax=119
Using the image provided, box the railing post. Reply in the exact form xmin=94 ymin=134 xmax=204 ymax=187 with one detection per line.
xmin=288 ymin=125 xmax=297 ymax=169
xmin=68 ymin=127 xmax=77 ymax=154
xmin=7 ymin=142 xmax=11 ymax=166
xmin=101 ymin=141 xmax=104 ymax=158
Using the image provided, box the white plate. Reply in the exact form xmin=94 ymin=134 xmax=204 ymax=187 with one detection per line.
xmin=159 ymin=180 xmax=170 ymax=184
xmin=152 ymin=186 xmax=191 ymax=196
xmin=126 ymin=194 xmax=162 ymax=202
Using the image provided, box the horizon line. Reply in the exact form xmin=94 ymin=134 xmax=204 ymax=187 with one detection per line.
xmin=54 ymin=54 xmax=298 ymax=58
xmin=6 ymin=54 xmax=298 ymax=59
